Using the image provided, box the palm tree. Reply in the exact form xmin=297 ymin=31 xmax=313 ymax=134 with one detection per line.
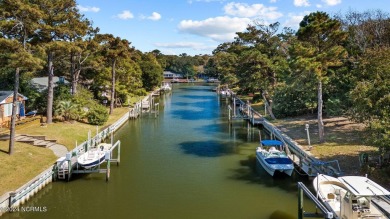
xmin=55 ymin=100 xmax=78 ymax=121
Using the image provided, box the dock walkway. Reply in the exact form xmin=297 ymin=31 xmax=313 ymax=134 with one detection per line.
xmin=220 ymin=89 xmax=341 ymax=178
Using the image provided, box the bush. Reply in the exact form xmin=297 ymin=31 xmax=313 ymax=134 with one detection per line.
xmin=87 ymin=104 xmax=109 ymax=125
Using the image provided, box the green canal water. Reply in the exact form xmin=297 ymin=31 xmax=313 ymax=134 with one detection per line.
xmin=5 ymin=84 xmax=316 ymax=219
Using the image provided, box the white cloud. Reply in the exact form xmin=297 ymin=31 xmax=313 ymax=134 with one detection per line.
xmin=117 ymin=10 xmax=134 ymax=20
xmin=322 ymin=0 xmax=341 ymax=6
xmin=154 ymin=42 xmax=215 ymax=51
xmin=283 ymin=12 xmax=309 ymax=29
xmin=148 ymin=12 xmax=161 ymax=21
xmin=316 ymin=4 xmax=323 ymax=8
xmin=188 ymin=0 xmax=227 ymax=3
xmin=294 ymin=0 xmax=310 ymax=7
xmin=223 ymin=2 xmax=283 ymax=20
xmin=178 ymin=16 xmax=251 ymax=42
xmin=270 ymin=0 xmax=278 ymax=2
xmin=77 ymin=5 xmax=100 ymax=13
xmin=283 ymin=13 xmax=305 ymax=30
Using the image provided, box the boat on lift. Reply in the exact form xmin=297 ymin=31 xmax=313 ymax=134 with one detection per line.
xmin=313 ymin=174 xmax=390 ymax=219
xmin=77 ymin=143 xmax=111 ymax=169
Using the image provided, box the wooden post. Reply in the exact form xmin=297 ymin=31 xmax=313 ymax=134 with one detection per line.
xmin=247 ymin=101 xmax=250 ymax=118
xmin=67 ymin=157 xmax=72 ymax=182
xmin=298 ymin=184 xmax=304 ymax=219
xmin=106 ymin=152 xmax=110 ymax=182
xmin=117 ymin=141 xmax=120 ymax=166
xmin=228 ymin=106 xmax=231 ymax=122
xmin=9 ymin=192 xmax=16 ymax=209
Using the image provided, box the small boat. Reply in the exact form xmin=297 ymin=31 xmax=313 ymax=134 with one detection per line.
xmin=161 ymin=82 xmax=171 ymax=91
xmin=313 ymin=174 xmax=390 ymax=219
xmin=77 ymin=143 xmax=111 ymax=169
xmin=256 ymin=140 xmax=294 ymax=176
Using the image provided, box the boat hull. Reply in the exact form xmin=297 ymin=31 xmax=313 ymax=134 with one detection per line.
xmin=256 ymin=152 xmax=294 ymax=176
xmin=77 ymin=143 xmax=112 ymax=169
xmin=78 ymin=154 xmax=105 ymax=169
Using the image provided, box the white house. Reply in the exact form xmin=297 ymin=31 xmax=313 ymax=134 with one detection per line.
xmin=163 ymin=71 xmax=183 ymax=79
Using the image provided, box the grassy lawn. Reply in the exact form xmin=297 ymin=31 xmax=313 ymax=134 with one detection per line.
xmin=15 ymin=107 xmax=130 ymax=150
xmin=0 ymin=141 xmax=57 ymax=195
xmin=0 ymin=106 xmax=131 ymax=195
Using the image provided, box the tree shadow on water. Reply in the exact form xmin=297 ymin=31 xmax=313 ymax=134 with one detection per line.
xmin=229 ymin=155 xmax=310 ymax=193
xmin=178 ymin=140 xmax=235 ymax=157
xmin=170 ymin=108 xmax=219 ymax=120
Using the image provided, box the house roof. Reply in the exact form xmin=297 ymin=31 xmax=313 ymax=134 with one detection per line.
xmin=0 ymin=91 xmax=28 ymax=104
xmin=31 ymin=76 xmax=69 ymax=91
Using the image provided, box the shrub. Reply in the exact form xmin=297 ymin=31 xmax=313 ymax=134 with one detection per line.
xmin=87 ymin=104 xmax=109 ymax=125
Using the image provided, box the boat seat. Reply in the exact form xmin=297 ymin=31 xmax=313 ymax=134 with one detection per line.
xmin=269 ymin=147 xmax=278 ymax=152
xmin=327 ymin=193 xmax=335 ymax=199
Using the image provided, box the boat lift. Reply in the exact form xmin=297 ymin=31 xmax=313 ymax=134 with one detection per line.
xmin=55 ymin=132 xmax=121 ymax=182
xmin=298 ymin=182 xmax=339 ymax=219
xmin=72 ymin=140 xmax=121 ymax=182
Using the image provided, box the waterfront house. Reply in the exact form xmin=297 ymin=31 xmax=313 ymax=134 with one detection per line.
xmin=163 ymin=71 xmax=183 ymax=79
xmin=0 ymin=91 xmax=28 ymax=128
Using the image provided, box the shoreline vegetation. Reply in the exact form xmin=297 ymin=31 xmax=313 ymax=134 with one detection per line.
xmin=1 ymin=89 xmax=386 ymax=197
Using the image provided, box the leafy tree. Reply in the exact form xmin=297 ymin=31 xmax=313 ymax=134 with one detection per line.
xmin=349 ymin=48 xmax=390 ymax=151
xmin=95 ymin=34 xmax=132 ymax=114
xmin=32 ymin=0 xmax=90 ymax=124
xmin=292 ymin=12 xmax=348 ymax=143
xmin=68 ymin=30 xmax=99 ymax=95
xmin=232 ymin=22 xmax=290 ymax=118
xmin=115 ymin=57 xmax=144 ymax=102
xmin=140 ymin=53 xmax=163 ymax=91
xmin=0 ymin=0 xmax=44 ymax=154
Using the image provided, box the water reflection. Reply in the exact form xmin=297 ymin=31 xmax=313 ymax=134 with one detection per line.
xmin=5 ymin=84 xmax=319 ymax=219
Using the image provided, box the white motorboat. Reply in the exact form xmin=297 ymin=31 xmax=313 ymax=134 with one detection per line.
xmin=313 ymin=174 xmax=390 ymax=218
xmin=256 ymin=140 xmax=294 ymax=176
xmin=161 ymin=82 xmax=171 ymax=91
xmin=77 ymin=143 xmax=111 ymax=169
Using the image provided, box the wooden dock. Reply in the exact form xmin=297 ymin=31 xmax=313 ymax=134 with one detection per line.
xmin=220 ymin=89 xmax=341 ymax=178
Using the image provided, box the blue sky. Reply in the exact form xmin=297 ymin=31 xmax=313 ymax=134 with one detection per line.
xmin=76 ymin=0 xmax=390 ymax=56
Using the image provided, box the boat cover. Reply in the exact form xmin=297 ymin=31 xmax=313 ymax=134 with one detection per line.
xmin=338 ymin=176 xmax=390 ymax=196
xmin=261 ymin=140 xmax=283 ymax=146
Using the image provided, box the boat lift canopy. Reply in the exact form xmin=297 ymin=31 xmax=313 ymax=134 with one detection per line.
xmin=261 ymin=140 xmax=283 ymax=147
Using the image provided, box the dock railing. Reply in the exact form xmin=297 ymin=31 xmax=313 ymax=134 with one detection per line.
xmin=220 ymin=88 xmax=341 ymax=178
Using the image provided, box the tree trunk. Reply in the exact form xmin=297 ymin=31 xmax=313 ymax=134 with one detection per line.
xmin=262 ymin=91 xmax=276 ymax=119
xmin=110 ymin=59 xmax=116 ymax=114
xmin=8 ymin=67 xmax=20 ymax=155
xmin=318 ymin=80 xmax=325 ymax=143
xmin=70 ymin=52 xmax=77 ymax=95
xmin=46 ymin=52 xmax=54 ymax=124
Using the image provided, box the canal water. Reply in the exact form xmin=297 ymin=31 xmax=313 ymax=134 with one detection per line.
xmin=5 ymin=84 xmax=315 ymax=219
